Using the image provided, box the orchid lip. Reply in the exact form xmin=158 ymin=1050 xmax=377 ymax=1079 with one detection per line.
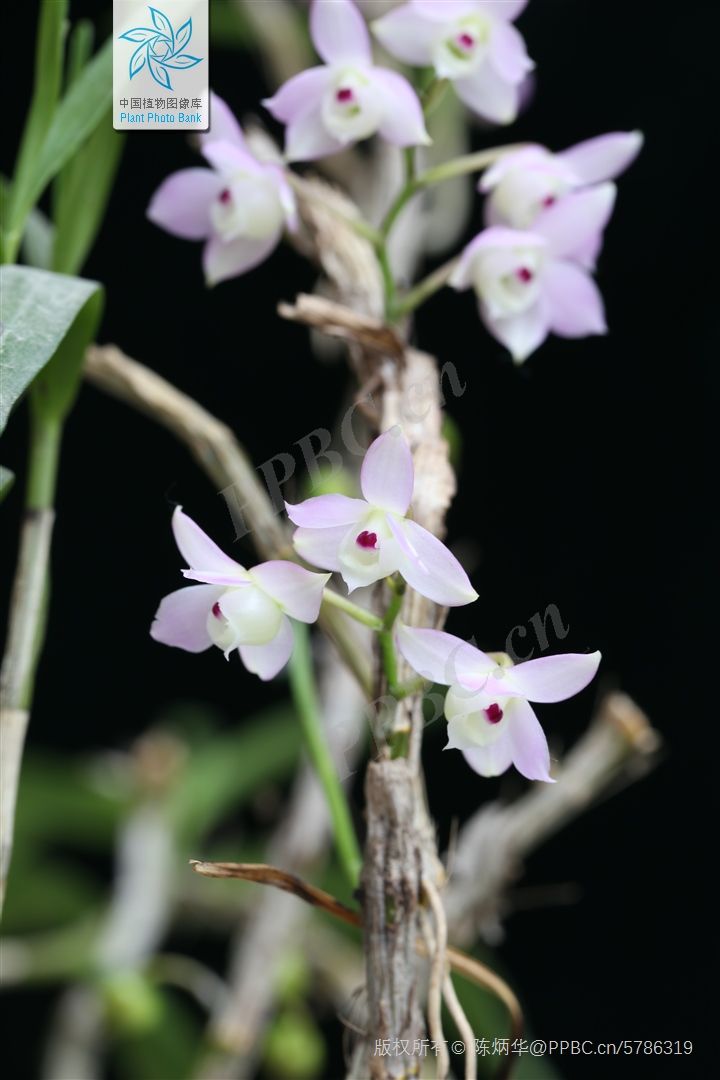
xmin=356 ymin=530 xmax=379 ymax=550
xmin=484 ymin=703 xmax=504 ymax=724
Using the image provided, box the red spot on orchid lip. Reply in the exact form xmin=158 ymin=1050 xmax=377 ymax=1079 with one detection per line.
xmin=356 ymin=530 xmax=378 ymax=550
xmin=457 ymin=32 xmax=475 ymax=49
xmin=484 ymin=703 xmax=504 ymax=724
xmin=219 ymin=188 xmax=232 ymax=204
xmin=542 ymin=195 xmax=556 ymax=207
xmin=336 ymin=87 xmax=354 ymax=103
xmin=212 ymin=601 xmax=223 ymax=618
xmin=516 ymin=266 xmax=533 ymax=283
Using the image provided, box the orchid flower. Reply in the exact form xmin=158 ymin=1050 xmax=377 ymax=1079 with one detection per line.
xmin=263 ymin=0 xmax=430 ymax=162
xmin=481 ymin=131 xmax=643 ymax=244
xmin=150 ymin=508 xmax=330 ymax=680
xmin=397 ymin=624 xmax=601 ymax=781
xmin=449 ymin=183 xmax=616 ymax=362
xmin=373 ymin=0 xmax=533 ymax=125
xmin=285 ymin=428 xmax=477 ymax=606
xmin=147 ymin=94 xmax=297 ymax=285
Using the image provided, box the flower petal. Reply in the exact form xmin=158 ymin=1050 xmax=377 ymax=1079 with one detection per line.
xmin=249 ymin=561 xmax=330 ymax=622
xmin=476 ymin=0 xmax=529 ymax=20
xmin=372 ymin=5 xmax=437 ymax=65
xmin=172 ymin=507 xmax=244 ymax=576
xmin=147 ymin=168 xmax=222 ymax=240
xmin=542 ymin=261 xmax=607 ymax=338
xmin=200 ymin=92 xmax=246 ymax=150
xmin=292 ymin=525 xmax=348 ymax=572
xmin=504 ymin=650 xmax=601 ymax=703
xmin=310 ymin=0 xmax=372 ymax=65
xmin=397 ymin=624 xmax=494 ymax=688
xmin=460 ymin=737 xmax=515 ymax=778
xmin=373 ymin=68 xmax=431 ymax=147
xmin=239 ymin=615 xmax=294 ymax=680
xmin=262 ymin=67 xmax=332 ymax=124
xmin=506 ymin=698 xmax=554 ymax=781
xmin=481 ymin=300 xmax=549 ymax=363
xmin=150 ymin=584 xmax=222 ymax=652
xmin=489 ymin=18 xmax=533 ymax=84
xmin=360 ymin=427 xmax=414 ymax=515
xmin=285 ymin=494 xmax=368 ymax=528
xmin=388 ymin=518 xmax=478 ymax=606
xmin=283 ymin=108 xmax=346 ymax=163
xmin=533 ymin=183 xmax=616 ymax=260
xmin=203 ymin=230 xmax=280 ymax=286
xmin=201 ymin=138 xmax=265 ymax=177
xmin=455 ymin=62 xmax=519 ymax=124
xmin=218 ymin=584 xmax=283 ymax=645
xmin=558 ymin=131 xmax=644 ymax=186
xmin=412 ymin=1 xmax=478 ymax=18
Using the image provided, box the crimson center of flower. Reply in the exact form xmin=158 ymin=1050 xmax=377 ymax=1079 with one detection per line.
xmin=219 ymin=188 xmax=232 ymax=204
xmin=336 ymin=87 xmax=355 ymax=103
xmin=484 ymin=703 xmax=504 ymax=724
xmin=356 ymin=530 xmax=379 ymax=550
xmin=211 ymin=601 xmax=223 ymax=618
xmin=457 ymin=32 xmax=475 ymax=51
xmin=542 ymin=194 xmax=556 ymax=207
xmin=516 ymin=267 xmax=534 ymax=283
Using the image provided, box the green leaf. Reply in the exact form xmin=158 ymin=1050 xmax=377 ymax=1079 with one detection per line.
xmin=22 ymin=206 xmax=55 ymax=270
xmin=0 ymin=265 xmax=102 ymax=433
xmin=52 ymin=115 xmax=125 ymax=275
xmin=0 ymin=466 xmax=15 ymax=502
xmin=2 ymin=38 xmax=112 ymax=263
xmin=2 ymin=2 xmax=68 ymax=260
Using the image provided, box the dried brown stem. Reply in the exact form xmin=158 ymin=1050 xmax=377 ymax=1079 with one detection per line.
xmin=189 ymin=857 xmax=523 ymax=1040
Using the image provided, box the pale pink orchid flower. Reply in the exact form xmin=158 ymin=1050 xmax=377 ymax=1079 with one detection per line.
xmin=150 ymin=508 xmax=330 ymax=680
xmin=263 ymin=0 xmax=430 ymax=162
xmin=285 ymin=427 xmax=477 ymax=606
xmin=373 ymin=0 xmax=533 ymax=125
xmin=449 ymin=183 xmax=616 ymax=363
xmin=147 ymin=93 xmax=297 ymax=286
xmin=481 ymin=131 xmax=643 ymax=261
xmin=397 ymin=624 xmax=601 ymax=781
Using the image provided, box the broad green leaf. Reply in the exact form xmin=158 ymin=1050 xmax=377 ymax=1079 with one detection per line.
xmin=0 ymin=265 xmax=102 ymax=433
xmin=52 ymin=116 xmax=125 ymax=275
xmin=51 ymin=20 xmax=126 ymax=276
xmin=22 ymin=206 xmax=55 ymax=270
xmin=2 ymin=38 xmax=112 ymax=262
xmin=64 ymin=17 xmax=94 ymax=89
xmin=0 ymin=466 xmax=15 ymax=502
xmin=3 ymin=0 xmax=68 ymax=264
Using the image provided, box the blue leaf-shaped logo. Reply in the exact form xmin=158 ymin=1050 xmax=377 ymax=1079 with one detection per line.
xmin=149 ymin=7 xmax=174 ymax=43
xmin=129 ymin=43 xmax=147 ymax=79
xmin=118 ymin=6 xmax=203 ymax=91
xmin=162 ymin=54 xmax=202 ymax=70
xmin=175 ymin=18 xmax=192 ymax=52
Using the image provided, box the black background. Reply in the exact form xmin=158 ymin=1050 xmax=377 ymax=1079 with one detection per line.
xmin=1 ymin=2 xmax=714 ymax=1077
